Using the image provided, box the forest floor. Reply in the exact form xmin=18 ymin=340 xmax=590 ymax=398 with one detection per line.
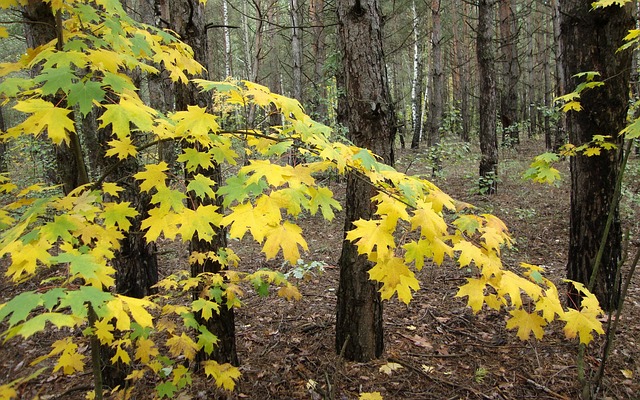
xmin=1 ymin=138 xmax=640 ymax=399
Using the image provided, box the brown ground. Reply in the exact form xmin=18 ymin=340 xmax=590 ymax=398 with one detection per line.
xmin=1 ymin=139 xmax=639 ymax=399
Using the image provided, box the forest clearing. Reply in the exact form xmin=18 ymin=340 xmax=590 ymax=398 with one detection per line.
xmin=1 ymin=0 xmax=640 ymax=399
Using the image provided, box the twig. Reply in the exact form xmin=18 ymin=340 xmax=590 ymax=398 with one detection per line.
xmin=388 ymin=356 xmax=491 ymax=399
xmin=516 ymin=373 xmax=570 ymax=400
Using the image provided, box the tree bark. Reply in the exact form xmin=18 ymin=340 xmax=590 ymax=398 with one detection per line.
xmin=427 ymin=0 xmax=443 ymax=157
xmin=499 ymin=0 xmax=519 ymax=144
xmin=162 ymin=0 xmax=238 ymax=365
xmin=477 ymin=0 xmax=498 ymax=194
xmin=335 ymin=0 xmax=395 ymax=362
xmin=560 ymin=0 xmax=633 ymax=311
xmin=410 ymin=0 xmax=424 ymax=149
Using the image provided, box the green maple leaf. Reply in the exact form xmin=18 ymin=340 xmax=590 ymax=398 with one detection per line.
xmin=353 ymin=149 xmax=378 ymax=170
xmin=197 ymin=326 xmax=219 ymax=355
xmin=156 ymin=380 xmax=178 ymax=398
xmin=66 ymin=80 xmax=105 ymax=116
xmin=53 ymin=252 xmax=114 ymax=288
xmin=178 ymin=205 xmax=221 ymax=241
xmin=102 ymin=71 xmax=135 ymax=92
xmin=308 ymin=186 xmax=341 ymax=221
xmin=186 ymin=174 xmax=216 ymax=199
xmin=102 ymin=201 xmax=139 ymax=230
xmin=34 ymin=66 xmax=76 ymax=96
xmin=191 ymin=299 xmax=220 ymax=321
xmin=403 ymin=239 xmax=431 ymax=269
xmin=40 ymin=215 xmax=80 ymax=242
xmin=0 ymin=291 xmax=42 ymax=326
xmin=13 ymin=313 xmax=78 ymax=339
xmin=217 ymin=174 xmax=267 ymax=207
xmin=58 ymin=286 xmax=113 ymax=319
xmin=177 ymin=147 xmax=213 ymax=172
xmin=99 ymin=93 xmax=156 ymax=138
xmin=151 ymin=186 xmax=187 ymax=213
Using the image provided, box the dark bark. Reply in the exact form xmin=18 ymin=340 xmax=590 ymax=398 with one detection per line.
xmin=499 ymin=0 xmax=519 ymax=145
xmin=477 ymin=0 xmax=498 ymax=194
xmin=335 ymin=0 xmax=395 ymax=362
xmin=163 ymin=0 xmax=238 ymax=366
xmin=22 ymin=1 xmax=88 ymax=193
xmin=560 ymin=1 xmax=633 ymax=311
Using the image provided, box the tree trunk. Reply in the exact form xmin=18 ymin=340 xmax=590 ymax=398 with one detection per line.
xmin=162 ymin=0 xmax=238 ymax=365
xmin=290 ymin=0 xmax=303 ymax=101
xmin=560 ymin=0 xmax=633 ymax=311
xmin=23 ymin=1 xmax=88 ymax=193
xmin=410 ymin=0 xmax=424 ymax=149
xmin=427 ymin=0 xmax=443 ymax=159
xmin=499 ymin=0 xmax=519 ymax=145
xmin=477 ymin=0 xmax=498 ymax=194
xmin=309 ymin=0 xmax=327 ymax=121
xmin=335 ymin=0 xmax=395 ymax=362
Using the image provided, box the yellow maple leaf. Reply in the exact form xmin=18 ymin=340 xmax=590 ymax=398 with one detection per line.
xmin=134 ymin=162 xmax=168 ymax=192
xmin=277 ymin=283 xmax=302 ymax=301
xmin=99 ymin=92 xmax=156 ymax=139
xmin=202 ymin=360 xmax=241 ymax=391
xmin=240 ymin=159 xmax=293 ymax=187
xmin=13 ymin=99 xmax=75 ymax=145
xmin=561 ymin=309 xmax=604 ymax=344
xmin=493 ymin=270 xmax=543 ymax=308
xmin=111 ymin=341 xmax=131 ymax=364
xmin=134 ymin=337 xmax=159 ymax=364
xmin=368 ymin=256 xmax=420 ymax=304
xmin=410 ymin=200 xmax=447 ymax=241
xmin=119 ymin=295 xmax=155 ymax=328
xmin=262 ymin=221 xmax=308 ymax=264
xmin=583 ymin=147 xmax=601 ymax=157
xmin=171 ymin=105 xmax=219 ymax=143
xmin=106 ymin=297 xmax=131 ymax=331
xmin=94 ymin=318 xmax=114 ymax=344
xmin=346 ymin=217 xmax=396 ymax=259
xmin=166 ymin=332 xmax=199 ymax=360
xmin=505 ymin=309 xmax=547 ymax=340
xmin=535 ymin=282 xmax=564 ymax=322
xmin=52 ymin=341 xmax=85 ymax=375
xmin=455 ymin=277 xmax=488 ymax=313
xmin=105 ymin=137 xmax=138 ymax=160
xmin=141 ymin=208 xmax=180 ymax=242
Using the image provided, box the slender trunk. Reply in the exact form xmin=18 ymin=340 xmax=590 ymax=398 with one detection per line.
xmin=290 ymin=0 xmax=303 ymax=101
xmin=165 ymin=0 xmax=238 ymax=365
xmin=477 ymin=0 xmax=498 ymax=194
xmin=309 ymin=0 xmax=327 ymax=120
xmin=410 ymin=0 xmax=424 ymax=149
xmin=499 ymin=0 xmax=519 ymax=144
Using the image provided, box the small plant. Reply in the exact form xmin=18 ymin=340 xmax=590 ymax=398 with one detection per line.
xmin=283 ymin=258 xmax=327 ymax=280
xmin=474 ymin=367 xmax=488 ymax=383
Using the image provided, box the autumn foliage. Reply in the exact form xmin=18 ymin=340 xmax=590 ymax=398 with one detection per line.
xmin=0 ymin=0 xmax=605 ymax=399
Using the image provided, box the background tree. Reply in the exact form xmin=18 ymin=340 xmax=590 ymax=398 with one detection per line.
xmin=477 ymin=0 xmax=498 ymax=194
xmin=335 ymin=0 xmax=396 ymax=362
xmin=559 ymin=0 xmax=634 ymax=311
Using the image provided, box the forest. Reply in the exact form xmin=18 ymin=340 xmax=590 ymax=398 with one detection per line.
xmin=0 ymin=0 xmax=638 ymax=399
